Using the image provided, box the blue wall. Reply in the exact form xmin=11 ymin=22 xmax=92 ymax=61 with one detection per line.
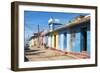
xmin=58 ymin=30 xmax=67 ymax=51
xmin=48 ymin=22 xmax=90 ymax=55
xmin=87 ymin=31 xmax=90 ymax=55
xmin=64 ymin=32 xmax=67 ymax=49
xmin=71 ymin=32 xmax=81 ymax=52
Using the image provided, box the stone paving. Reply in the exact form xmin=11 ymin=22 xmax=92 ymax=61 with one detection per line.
xmin=24 ymin=46 xmax=75 ymax=61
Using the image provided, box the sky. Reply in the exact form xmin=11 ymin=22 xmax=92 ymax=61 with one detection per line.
xmin=24 ymin=11 xmax=89 ymax=42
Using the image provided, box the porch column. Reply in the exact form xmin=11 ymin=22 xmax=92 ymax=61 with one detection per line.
xmin=67 ymin=34 xmax=71 ymax=52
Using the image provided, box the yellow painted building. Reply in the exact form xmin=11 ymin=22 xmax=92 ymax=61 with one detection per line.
xmin=51 ymin=31 xmax=59 ymax=49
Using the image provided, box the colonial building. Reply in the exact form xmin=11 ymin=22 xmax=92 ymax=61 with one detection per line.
xmin=28 ymin=15 xmax=90 ymax=56
xmin=45 ymin=15 xmax=90 ymax=56
xmin=28 ymin=31 xmax=48 ymax=49
xmin=28 ymin=33 xmax=39 ymax=49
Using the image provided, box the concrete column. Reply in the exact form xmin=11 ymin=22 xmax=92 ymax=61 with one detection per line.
xmin=60 ymin=33 xmax=64 ymax=51
xmin=52 ymin=35 xmax=54 ymax=48
xmin=67 ymin=34 xmax=71 ymax=52
xmin=56 ymin=34 xmax=59 ymax=49
xmin=48 ymin=36 xmax=51 ymax=47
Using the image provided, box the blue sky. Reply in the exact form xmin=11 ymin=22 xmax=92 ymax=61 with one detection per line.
xmin=24 ymin=11 xmax=89 ymax=41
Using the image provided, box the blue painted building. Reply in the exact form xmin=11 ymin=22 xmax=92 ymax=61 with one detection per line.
xmin=46 ymin=15 xmax=90 ymax=56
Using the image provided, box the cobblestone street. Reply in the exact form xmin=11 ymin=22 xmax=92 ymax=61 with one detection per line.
xmin=25 ymin=46 xmax=75 ymax=61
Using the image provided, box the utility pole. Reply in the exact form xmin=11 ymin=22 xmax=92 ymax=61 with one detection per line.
xmin=38 ymin=24 xmax=40 ymax=48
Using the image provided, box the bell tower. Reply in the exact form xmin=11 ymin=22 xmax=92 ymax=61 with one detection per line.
xmin=48 ymin=17 xmax=54 ymax=31
xmin=48 ymin=17 xmax=62 ymax=32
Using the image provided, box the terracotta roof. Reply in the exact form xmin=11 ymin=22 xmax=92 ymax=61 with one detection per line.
xmin=46 ymin=15 xmax=90 ymax=35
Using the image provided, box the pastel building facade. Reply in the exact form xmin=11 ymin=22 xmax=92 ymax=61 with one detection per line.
xmin=28 ymin=33 xmax=39 ymax=49
xmin=46 ymin=15 xmax=90 ymax=55
xmin=28 ymin=15 xmax=90 ymax=56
